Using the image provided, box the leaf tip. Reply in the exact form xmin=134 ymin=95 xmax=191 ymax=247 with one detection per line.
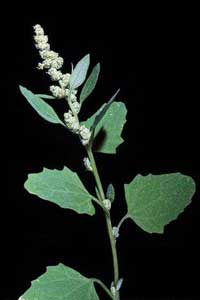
xmin=19 ymin=85 xmax=25 ymax=93
xmin=85 ymin=53 xmax=90 ymax=64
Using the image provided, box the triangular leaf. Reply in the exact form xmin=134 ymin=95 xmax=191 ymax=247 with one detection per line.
xmin=20 ymin=263 xmax=99 ymax=300
xmin=70 ymin=54 xmax=90 ymax=89
xmin=80 ymin=63 xmax=100 ymax=104
xmin=125 ymin=173 xmax=196 ymax=234
xmin=91 ymin=89 xmax=120 ymax=132
xmin=36 ymin=94 xmax=55 ymax=99
xmin=24 ymin=167 xmax=95 ymax=215
xmin=83 ymin=101 xmax=127 ymax=154
xmin=19 ymin=86 xmax=63 ymax=125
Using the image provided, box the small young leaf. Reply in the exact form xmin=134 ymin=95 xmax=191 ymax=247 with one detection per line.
xmin=80 ymin=63 xmax=100 ymax=104
xmin=70 ymin=54 xmax=90 ymax=89
xmin=83 ymin=101 xmax=127 ymax=154
xmin=125 ymin=173 xmax=196 ymax=234
xmin=20 ymin=263 xmax=99 ymax=300
xmin=106 ymin=183 xmax=115 ymax=202
xmin=19 ymin=86 xmax=63 ymax=125
xmin=36 ymin=94 xmax=55 ymax=99
xmin=24 ymin=167 xmax=95 ymax=215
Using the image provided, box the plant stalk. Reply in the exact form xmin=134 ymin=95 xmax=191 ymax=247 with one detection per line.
xmin=86 ymin=147 xmax=105 ymax=201
xmin=86 ymin=146 xmax=120 ymax=300
xmin=68 ymin=99 xmax=120 ymax=299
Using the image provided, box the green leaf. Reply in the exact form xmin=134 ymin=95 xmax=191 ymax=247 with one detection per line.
xmin=70 ymin=54 xmax=90 ymax=89
xmin=80 ymin=63 xmax=100 ymax=104
xmin=19 ymin=86 xmax=63 ymax=125
xmin=106 ymin=183 xmax=115 ymax=202
xmin=20 ymin=263 xmax=99 ymax=300
xmin=83 ymin=101 xmax=127 ymax=154
xmin=90 ymin=89 xmax=120 ymax=132
xmin=24 ymin=167 xmax=95 ymax=215
xmin=36 ymin=94 xmax=55 ymax=99
xmin=125 ymin=173 xmax=196 ymax=234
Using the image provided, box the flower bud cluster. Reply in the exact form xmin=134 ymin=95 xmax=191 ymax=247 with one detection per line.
xmin=79 ymin=125 xmax=92 ymax=145
xmin=64 ymin=111 xmax=80 ymax=134
xmin=33 ymin=25 xmax=64 ymax=72
xmin=65 ymin=89 xmax=80 ymax=114
xmin=34 ymin=25 xmax=87 ymax=144
xmin=33 ymin=24 xmax=72 ymax=100
xmin=112 ymin=226 xmax=120 ymax=239
xmin=103 ymin=199 xmax=112 ymax=211
xmin=83 ymin=157 xmax=93 ymax=171
xmin=63 ymin=111 xmax=91 ymax=145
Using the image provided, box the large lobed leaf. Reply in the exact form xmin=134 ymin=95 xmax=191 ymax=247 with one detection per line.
xmin=24 ymin=167 xmax=95 ymax=215
xmin=19 ymin=263 xmax=99 ymax=300
xmin=19 ymin=86 xmax=63 ymax=125
xmin=83 ymin=101 xmax=127 ymax=154
xmin=125 ymin=173 xmax=196 ymax=234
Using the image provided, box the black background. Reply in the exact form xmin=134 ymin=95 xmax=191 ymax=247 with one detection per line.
xmin=3 ymin=14 xmax=200 ymax=300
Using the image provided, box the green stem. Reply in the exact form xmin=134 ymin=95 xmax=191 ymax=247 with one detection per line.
xmin=86 ymin=147 xmax=105 ymax=201
xmin=66 ymin=98 xmax=120 ymax=298
xmin=105 ymin=214 xmax=119 ymax=285
xmin=117 ymin=214 xmax=129 ymax=231
xmin=91 ymin=195 xmax=110 ymax=215
xmin=92 ymin=278 xmax=114 ymax=299
xmin=86 ymin=146 xmax=120 ymax=299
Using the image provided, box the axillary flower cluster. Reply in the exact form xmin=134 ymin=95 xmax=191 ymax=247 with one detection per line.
xmin=33 ymin=24 xmax=91 ymax=146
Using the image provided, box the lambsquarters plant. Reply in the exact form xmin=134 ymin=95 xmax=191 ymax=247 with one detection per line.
xmin=19 ymin=25 xmax=196 ymax=300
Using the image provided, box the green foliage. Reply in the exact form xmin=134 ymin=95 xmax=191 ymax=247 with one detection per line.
xmin=19 ymin=86 xmax=63 ymax=125
xmin=70 ymin=54 xmax=90 ymax=89
xmin=19 ymin=27 xmax=198 ymax=300
xmin=80 ymin=63 xmax=100 ymax=104
xmin=21 ymin=263 xmax=99 ymax=300
xmin=124 ymin=173 xmax=196 ymax=234
xmin=83 ymin=101 xmax=127 ymax=154
xmin=24 ymin=167 xmax=95 ymax=215
xmin=90 ymin=89 xmax=120 ymax=132
xmin=106 ymin=183 xmax=115 ymax=202
xmin=36 ymin=94 xmax=55 ymax=99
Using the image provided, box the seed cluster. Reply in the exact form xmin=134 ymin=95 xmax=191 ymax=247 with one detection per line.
xmin=33 ymin=24 xmax=91 ymax=145
xmin=33 ymin=24 xmax=72 ymax=100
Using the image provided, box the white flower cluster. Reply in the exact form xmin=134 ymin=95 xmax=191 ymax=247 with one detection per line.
xmin=65 ymin=89 xmax=80 ymax=114
xmin=63 ymin=111 xmax=91 ymax=145
xmin=112 ymin=226 xmax=120 ymax=239
xmin=33 ymin=24 xmax=74 ymax=101
xmin=83 ymin=157 xmax=93 ymax=171
xmin=33 ymin=25 xmax=64 ymax=72
xmin=50 ymin=85 xmax=65 ymax=99
xmin=79 ymin=125 xmax=92 ymax=145
xmin=64 ymin=111 xmax=80 ymax=134
xmin=34 ymin=24 xmax=87 ymax=143
xmin=103 ymin=199 xmax=112 ymax=210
